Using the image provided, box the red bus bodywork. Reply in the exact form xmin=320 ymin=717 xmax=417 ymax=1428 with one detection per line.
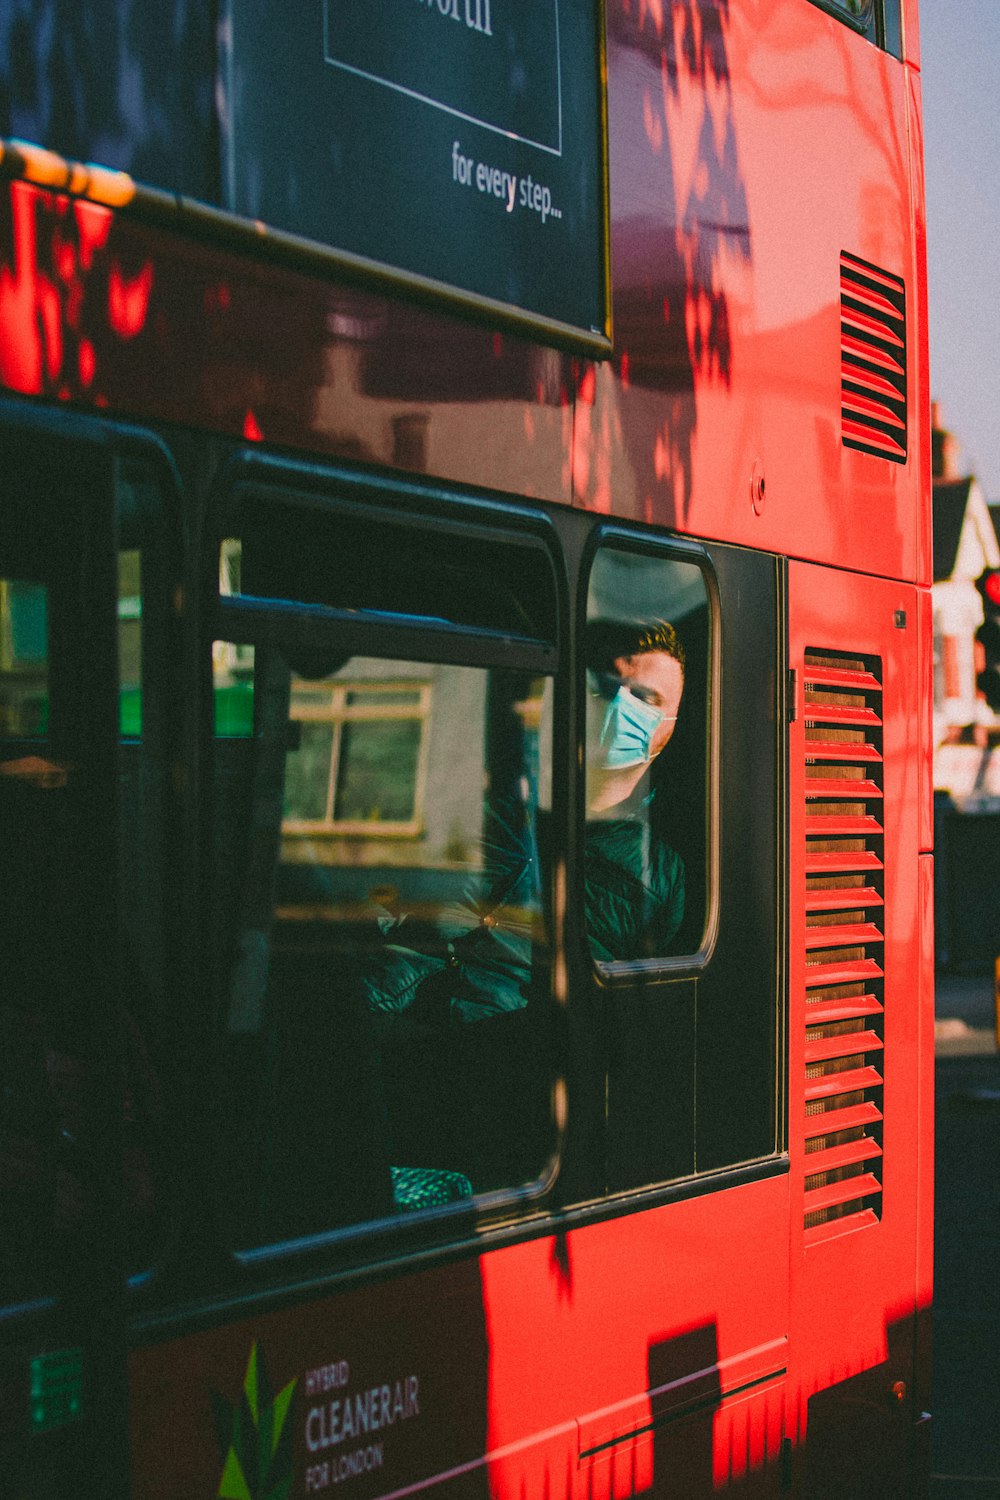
xmin=0 ymin=1 xmax=932 ymax=1495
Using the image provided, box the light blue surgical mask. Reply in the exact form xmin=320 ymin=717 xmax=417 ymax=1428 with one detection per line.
xmin=597 ymin=686 xmax=666 ymax=769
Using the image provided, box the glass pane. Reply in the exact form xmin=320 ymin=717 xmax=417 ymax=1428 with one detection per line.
xmin=283 ymin=721 xmax=334 ymax=821
xmin=585 ymin=550 xmax=709 ymax=961
xmin=213 ymin=642 xmax=255 ymax=736
xmin=0 ymin=460 xmax=171 ymax=1304
xmin=335 ymin=719 xmax=421 ymax=822
xmin=235 ymin=501 xmax=556 ymax=639
xmin=119 ymin=548 xmax=142 ymax=736
xmin=213 ymin=651 xmax=554 ymax=1248
xmin=0 ymin=580 xmax=48 ymax=736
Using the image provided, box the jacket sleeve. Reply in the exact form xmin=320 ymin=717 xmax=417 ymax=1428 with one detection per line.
xmin=361 ymin=797 xmax=541 ymax=1023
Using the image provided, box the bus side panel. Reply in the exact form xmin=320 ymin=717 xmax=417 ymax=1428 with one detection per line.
xmin=786 ymin=561 xmax=930 ymax=1496
xmin=129 ymin=1174 xmax=790 ymax=1498
xmin=0 ymin=0 xmax=927 ymax=587
xmin=590 ymin=0 xmax=924 ymax=585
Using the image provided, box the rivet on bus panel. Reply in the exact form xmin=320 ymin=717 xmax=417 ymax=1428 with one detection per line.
xmin=750 ymin=462 xmax=766 ymax=516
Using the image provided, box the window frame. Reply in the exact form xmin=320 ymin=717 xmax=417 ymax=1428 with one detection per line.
xmin=805 ymin=0 xmax=903 ymax=58
xmin=205 ymin=453 xmax=568 ymax=1261
xmin=579 ymin=526 xmax=721 ymax=983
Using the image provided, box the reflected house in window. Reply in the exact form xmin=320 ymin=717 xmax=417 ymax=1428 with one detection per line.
xmin=283 ymin=677 xmax=433 ymax=837
xmin=277 ymin=660 xmax=534 ymax=917
xmin=0 ymin=578 xmax=48 ymax=736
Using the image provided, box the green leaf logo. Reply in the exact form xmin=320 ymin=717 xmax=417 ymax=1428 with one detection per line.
xmin=213 ymin=1343 xmax=298 ymax=1500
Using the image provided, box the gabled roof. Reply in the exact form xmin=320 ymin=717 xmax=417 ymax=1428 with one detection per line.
xmin=933 ymin=477 xmax=973 ymax=581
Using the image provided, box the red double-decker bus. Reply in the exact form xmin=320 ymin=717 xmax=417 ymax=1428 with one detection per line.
xmin=0 ymin=1 xmax=932 ymax=1495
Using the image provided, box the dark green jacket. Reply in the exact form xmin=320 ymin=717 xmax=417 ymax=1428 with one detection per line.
xmin=361 ymin=804 xmax=685 ymax=1023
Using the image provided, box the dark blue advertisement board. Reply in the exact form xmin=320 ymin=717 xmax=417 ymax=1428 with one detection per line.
xmin=222 ymin=0 xmax=610 ymax=351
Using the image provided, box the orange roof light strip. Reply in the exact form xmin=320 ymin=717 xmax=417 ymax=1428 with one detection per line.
xmin=0 ymin=139 xmax=137 ymax=209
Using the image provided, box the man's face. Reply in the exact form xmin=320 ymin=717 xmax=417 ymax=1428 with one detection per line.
xmin=613 ymin=650 xmax=684 ymax=759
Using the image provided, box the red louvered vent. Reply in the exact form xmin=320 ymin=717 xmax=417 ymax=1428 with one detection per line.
xmin=803 ymin=650 xmax=885 ymax=1243
xmin=840 ymin=251 xmax=907 ymax=464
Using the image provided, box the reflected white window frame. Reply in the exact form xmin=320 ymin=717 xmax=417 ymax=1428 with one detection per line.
xmin=807 ymin=0 xmax=873 ymax=30
xmin=282 ymin=679 xmax=434 ymax=838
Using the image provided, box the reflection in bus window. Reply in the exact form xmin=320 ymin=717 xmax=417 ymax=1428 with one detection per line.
xmin=213 ymin=641 xmax=255 ymax=736
xmin=0 ymin=478 xmax=168 ymax=1300
xmin=585 ymin=549 xmax=709 ymax=962
xmin=214 ymin=649 xmax=553 ymax=1247
xmin=118 ymin=549 xmax=142 ymax=737
xmin=283 ymin=680 xmax=431 ymax=833
xmin=0 ymin=579 xmax=48 ymax=736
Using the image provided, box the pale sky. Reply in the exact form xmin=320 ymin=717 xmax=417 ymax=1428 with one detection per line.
xmin=921 ymin=0 xmax=1000 ymax=500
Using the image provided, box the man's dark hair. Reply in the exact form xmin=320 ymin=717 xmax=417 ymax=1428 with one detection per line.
xmin=585 ymin=618 xmax=686 ymax=678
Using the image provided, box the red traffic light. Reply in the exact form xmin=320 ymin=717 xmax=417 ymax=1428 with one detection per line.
xmin=976 ymin=569 xmax=1000 ymax=610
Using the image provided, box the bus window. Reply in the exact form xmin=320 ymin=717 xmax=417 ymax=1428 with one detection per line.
xmin=806 ymin=0 xmax=903 ymax=54
xmin=0 ymin=454 xmax=173 ymax=1302
xmin=118 ymin=549 xmax=142 ymax=737
xmin=211 ymin=507 xmax=557 ymax=1250
xmin=815 ymin=0 xmax=873 ymax=19
xmin=584 ymin=546 xmax=710 ymax=965
xmin=0 ymin=579 xmax=48 ymax=734
xmin=115 ymin=460 xmax=173 ymax=1278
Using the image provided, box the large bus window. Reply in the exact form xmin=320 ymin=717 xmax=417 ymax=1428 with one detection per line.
xmin=115 ymin=459 xmax=173 ymax=1278
xmin=212 ymin=504 xmax=557 ymax=1250
xmin=584 ymin=546 xmax=710 ymax=965
xmin=0 ymin=457 xmax=138 ymax=1304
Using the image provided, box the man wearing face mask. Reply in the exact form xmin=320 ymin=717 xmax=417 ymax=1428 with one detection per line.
xmin=361 ymin=618 xmax=687 ymax=1030
xmin=582 ymin=619 xmax=686 ymax=962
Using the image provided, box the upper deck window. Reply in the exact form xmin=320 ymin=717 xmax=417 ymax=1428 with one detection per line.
xmin=817 ymin=0 xmax=873 ymax=21
xmin=806 ymin=0 xmax=902 ymax=58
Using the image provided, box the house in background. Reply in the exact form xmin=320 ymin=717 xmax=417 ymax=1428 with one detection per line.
xmin=930 ymin=406 xmax=1000 ymax=972
xmin=931 ymin=406 xmax=1000 ymax=768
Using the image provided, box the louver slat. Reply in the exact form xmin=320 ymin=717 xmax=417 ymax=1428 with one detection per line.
xmin=842 ymin=332 xmax=905 ymax=377
xmin=805 ymin=1029 xmax=883 ymax=1065
xmin=804 ymin=814 xmax=884 ymax=837
xmin=840 ymin=252 xmax=907 ymax=463
xmin=840 ymin=249 xmax=906 ymax=294
xmin=801 ymin=649 xmax=885 ymax=1234
xmin=806 ymin=850 xmax=883 ymax=876
xmin=805 ymin=959 xmax=883 ymax=990
xmin=805 ymin=922 xmax=883 ymax=949
xmin=804 ymin=1172 xmax=882 ymax=1217
xmin=805 ymin=739 xmax=881 ymax=763
xmin=805 ymin=1065 xmax=884 ymax=1102
xmin=842 ymin=420 xmax=906 ymax=460
xmin=805 ymin=776 xmax=883 ymax=799
xmin=805 ymin=665 xmax=882 ymax=692
xmin=804 ymin=1208 xmax=880 ymax=1247
xmin=806 ymin=1136 xmax=882 ymax=1177
xmin=805 ymin=886 xmax=883 ymax=913
xmin=804 ymin=701 xmax=881 ymax=728
xmin=841 ymin=305 xmax=905 ymax=350
xmin=806 ymin=993 xmax=883 ymax=1026
xmin=803 ymin=1100 xmax=882 ymax=1138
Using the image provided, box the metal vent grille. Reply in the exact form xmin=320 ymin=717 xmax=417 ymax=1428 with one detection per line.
xmin=840 ymin=251 xmax=907 ymax=464
xmin=802 ymin=651 xmax=884 ymax=1243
